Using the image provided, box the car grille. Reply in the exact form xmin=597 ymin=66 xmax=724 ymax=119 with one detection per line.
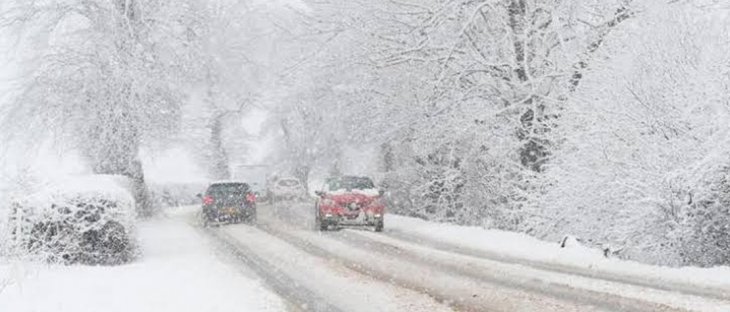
xmin=346 ymin=202 xmax=361 ymax=211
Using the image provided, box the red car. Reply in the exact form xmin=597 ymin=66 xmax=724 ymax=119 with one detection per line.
xmin=314 ymin=176 xmax=385 ymax=232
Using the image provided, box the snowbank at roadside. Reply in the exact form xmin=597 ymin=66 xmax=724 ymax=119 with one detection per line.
xmin=0 ymin=218 xmax=284 ymax=312
xmin=387 ymin=214 xmax=730 ymax=291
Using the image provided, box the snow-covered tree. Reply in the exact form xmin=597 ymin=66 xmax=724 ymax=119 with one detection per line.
xmin=0 ymin=0 xmax=204 ymax=215
xmin=534 ymin=2 xmax=730 ymax=266
xmin=179 ymin=0 xmax=309 ymax=181
xmin=266 ymin=0 xmax=413 ymax=184
xmin=340 ymin=0 xmax=633 ymax=228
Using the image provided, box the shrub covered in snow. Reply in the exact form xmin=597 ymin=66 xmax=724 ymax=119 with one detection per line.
xmin=7 ymin=175 xmax=137 ymax=265
xmin=381 ymin=131 xmax=531 ymax=231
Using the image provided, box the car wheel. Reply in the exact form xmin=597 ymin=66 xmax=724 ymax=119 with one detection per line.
xmin=202 ymin=209 xmax=214 ymax=227
xmin=315 ymin=214 xmax=327 ymax=231
xmin=374 ymin=220 xmax=384 ymax=232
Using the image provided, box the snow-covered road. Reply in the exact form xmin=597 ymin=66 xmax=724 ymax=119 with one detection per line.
xmin=235 ymin=200 xmax=730 ymax=312
xmin=3 ymin=202 xmax=730 ymax=312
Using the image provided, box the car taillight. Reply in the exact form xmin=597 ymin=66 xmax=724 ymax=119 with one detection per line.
xmin=203 ymin=195 xmax=214 ymax=205
xmin=246 ymin=193 xmax=256 ymax=203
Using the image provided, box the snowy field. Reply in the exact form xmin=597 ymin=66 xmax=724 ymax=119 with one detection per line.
xmin=0 ymin=217 xmax=285 ymax=312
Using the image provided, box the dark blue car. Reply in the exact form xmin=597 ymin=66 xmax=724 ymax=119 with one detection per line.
xmin=200 ymin=181 xmax=257 ymax=226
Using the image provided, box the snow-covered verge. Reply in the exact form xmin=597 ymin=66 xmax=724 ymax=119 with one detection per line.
xmin=0 ymin=218 xmax=284 ymax=312
xmin=387 ymin=214 xmax=730 ymax=291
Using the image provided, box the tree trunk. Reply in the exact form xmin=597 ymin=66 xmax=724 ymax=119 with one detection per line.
xmin=208 ymin=112 xmax=231 ymax=180
xmin=380 ymin=142 xmax=394 ymax=172
xmin=84 ymin=110 xmax=154 ymax=217
xmin=507 ymin=0 xmax=548 ymax=172
xmin=508 ymin=0 xmax=528 ymax=82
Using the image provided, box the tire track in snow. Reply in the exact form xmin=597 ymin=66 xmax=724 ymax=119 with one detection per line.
xmin=255 ymin=202 xmax=726 ymax=311
xmin=334 ymin=229 xmax=714 ymax=312
xmin=260 ymin=202 xmax=683 ymax=311
xmin=382 ymin=229 xmax=730 ymax=303
xmin=197 ymin=217 xmax=454 ymax=312
xmin=255 ymin=222 xmax=617 ymax=312
xmin=266 ymin=200 xmax=728 ymax=303
xmin=199 ymin=226 xmax=343 ymax=312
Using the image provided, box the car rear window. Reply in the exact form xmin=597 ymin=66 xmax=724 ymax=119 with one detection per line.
xmin=207 ymin=183 xmax=250 ymax=196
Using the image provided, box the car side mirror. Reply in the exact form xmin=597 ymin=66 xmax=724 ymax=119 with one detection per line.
xmin=196 ymin=193 xmax=203 ymax=199
xmin=315 ymin=191 xmax=325 ymax=198
xmin=378 ymin=189 xmax=385 ymax=196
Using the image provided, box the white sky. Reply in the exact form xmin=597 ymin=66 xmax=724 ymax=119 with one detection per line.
xmin=141 ymin=147 xmax=208 ymax=184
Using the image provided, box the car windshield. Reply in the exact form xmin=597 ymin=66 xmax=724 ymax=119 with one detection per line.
xmin=278 ymin=179 xmax=299 ymax=187
xmin=326 ymin=177 xmax=375 ymax=191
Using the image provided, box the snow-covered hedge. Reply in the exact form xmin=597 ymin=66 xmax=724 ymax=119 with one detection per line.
xmin=6 ymin=175 xmax=137 ymax=264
